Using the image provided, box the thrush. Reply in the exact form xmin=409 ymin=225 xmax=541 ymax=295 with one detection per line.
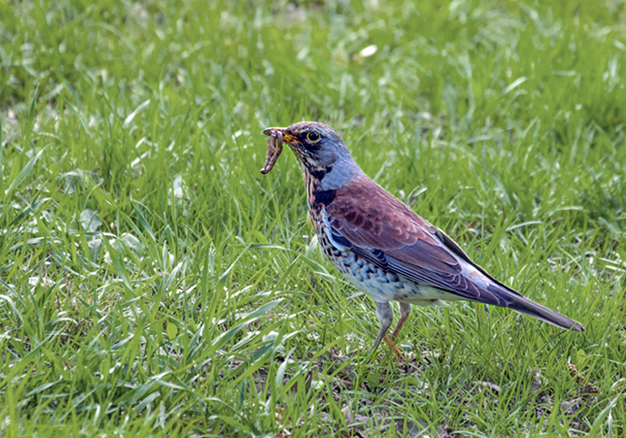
xmin=262 ymin=121 xmax=585 ymax=355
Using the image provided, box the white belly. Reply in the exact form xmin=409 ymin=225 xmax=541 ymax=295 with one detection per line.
xmin=330 ymin=249 xmax=463 ymax=306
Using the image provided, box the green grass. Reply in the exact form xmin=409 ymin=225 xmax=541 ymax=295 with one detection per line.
xmin=1 ymin=0 xmax=625 ymax=436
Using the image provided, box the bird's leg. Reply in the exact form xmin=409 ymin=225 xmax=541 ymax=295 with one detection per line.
xmin=391 ymin=302 xmax=411 ymax=340
xmin=368 ymin=301 xmax=393 ymax=356
xmin=382 ymin=302 xmax=411 ymax=358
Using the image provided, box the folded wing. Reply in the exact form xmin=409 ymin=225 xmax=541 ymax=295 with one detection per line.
xmin=327 ymin=182 xmax=516 ymax=305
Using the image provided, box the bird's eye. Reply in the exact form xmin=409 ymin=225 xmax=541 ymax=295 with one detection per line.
xmin=307 ymin=130 xmax=321 ymax=142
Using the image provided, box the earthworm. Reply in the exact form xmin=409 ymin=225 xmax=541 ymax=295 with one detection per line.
xmin=260 ymin=130 xmax=283 ymax=174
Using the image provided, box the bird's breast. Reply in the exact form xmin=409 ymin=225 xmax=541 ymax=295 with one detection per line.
xmin=314 ymin=217 xmax=427 ymax=303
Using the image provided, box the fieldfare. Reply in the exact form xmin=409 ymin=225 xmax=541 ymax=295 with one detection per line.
xmin=261 ymin=121 xmax=585 ymax=355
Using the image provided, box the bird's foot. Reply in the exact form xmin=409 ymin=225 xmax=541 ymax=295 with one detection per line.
xmin=383 ymin=336 xmax=404 ymax=359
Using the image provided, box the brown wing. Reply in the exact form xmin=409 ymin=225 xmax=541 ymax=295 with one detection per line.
xmin=326 ymin=179 xmax=515 ymax=305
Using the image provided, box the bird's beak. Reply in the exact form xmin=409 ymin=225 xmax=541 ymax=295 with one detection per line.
xmin=263 ymin=127 xmax=296 ymax=143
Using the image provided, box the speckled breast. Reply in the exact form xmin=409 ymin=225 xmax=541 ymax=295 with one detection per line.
xmin=314 ymin=219 xmax=425 ymax=304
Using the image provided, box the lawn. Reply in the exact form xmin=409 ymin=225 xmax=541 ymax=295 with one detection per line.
xmin=1 ymin=0 xmax=625 ymax=436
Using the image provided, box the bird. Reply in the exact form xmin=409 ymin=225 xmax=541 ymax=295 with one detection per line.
xmin=262 ymin=121 xmax=585 ymax=355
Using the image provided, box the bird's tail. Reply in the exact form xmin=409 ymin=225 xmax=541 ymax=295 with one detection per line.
xmin=495 ymin=286 xmax=585 ymax=332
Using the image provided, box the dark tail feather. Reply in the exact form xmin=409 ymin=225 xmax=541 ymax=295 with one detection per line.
xmin=504 ymin=292 xmax=585 ymax=332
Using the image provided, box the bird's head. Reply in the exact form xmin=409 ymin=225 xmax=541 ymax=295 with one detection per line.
xmin=263 ymin=121 xmax=353 ymax=173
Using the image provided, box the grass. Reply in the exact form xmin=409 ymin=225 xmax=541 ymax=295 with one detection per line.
xmin=1 ymin=0 xmax=625 ymax=436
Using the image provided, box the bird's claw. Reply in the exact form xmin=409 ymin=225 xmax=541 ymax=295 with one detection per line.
xmin=384 ymin=336 xmax=404 ymax=359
